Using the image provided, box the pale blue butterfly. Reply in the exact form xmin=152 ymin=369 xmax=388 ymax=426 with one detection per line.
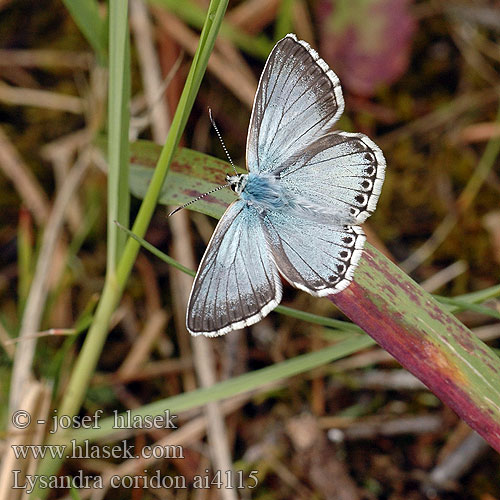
xmin=186 ymin=34 xmax=385 ymax=336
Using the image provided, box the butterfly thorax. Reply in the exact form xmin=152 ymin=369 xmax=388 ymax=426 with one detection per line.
xmin=227 ymin=172 xmax=287 ymax=212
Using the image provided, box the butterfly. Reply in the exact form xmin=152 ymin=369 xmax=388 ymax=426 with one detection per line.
xmin=186 ymin=33 xmax=385 ymax=337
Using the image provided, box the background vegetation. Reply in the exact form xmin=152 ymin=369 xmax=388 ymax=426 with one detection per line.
xmin=0 ymin=0 xmax=500 ymax=498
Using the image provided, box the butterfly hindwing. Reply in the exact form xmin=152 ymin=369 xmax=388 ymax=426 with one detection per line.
xmin=246 ymin=34 xmax=344 ymax=175
xmin=187 ymin=201 xmax=282 ymax=337
xmin=262 ymin=209 xmax=366 ymax=296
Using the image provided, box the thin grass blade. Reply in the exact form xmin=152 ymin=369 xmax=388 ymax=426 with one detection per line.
xmin=62 ymin=0 xmax=107 ymax=63
xmin=107 ymin=0 xmax=131 ymax=271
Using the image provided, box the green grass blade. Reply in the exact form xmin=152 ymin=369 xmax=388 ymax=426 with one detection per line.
xmin=70 ymin=486 xmax=83 ymax=500
xmin=67 ymin=334 xmax=376 ymax=443
xmin=107 ymin=0 xmax=130 ymax=272
xmin=275 ymin=305 xmax=363 ymax=333
xmin=33 ymin=2 xmax=230 ymax=496
xmin=149 ymin=0 xmax=273 ymax=58
xmin=62 ymin=0 xmax=107 ymax=63
xmin=434 ymin=296 xmax=500 ymax=320
xmin=127 ymin=140 xmax=240 ymax=218
xmin=115 ymin=221 xmax=196 ymax=277
xmin=442 ymin=284 xmax=500 ymax=307
xmin=275 ymin=0 xmax=295 ymax=40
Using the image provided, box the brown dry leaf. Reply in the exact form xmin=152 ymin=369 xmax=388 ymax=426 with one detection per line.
xmin=459 ymin=122 xmax=500 ymax=144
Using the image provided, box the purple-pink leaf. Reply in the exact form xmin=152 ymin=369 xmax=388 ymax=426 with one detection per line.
xmin=317 ymin=0 xmax=416 ymax=96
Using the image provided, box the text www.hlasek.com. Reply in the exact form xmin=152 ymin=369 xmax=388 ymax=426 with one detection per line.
xmin=11 ymin=439 xmax=184 ymax=460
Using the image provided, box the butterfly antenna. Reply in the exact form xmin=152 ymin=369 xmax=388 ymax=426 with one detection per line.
xmin=170 ymin=109 xmax=237 ymax=217
xmin=168 ymin=183 xmax=230 ymax=217
xmin=208 ymin=107 xmax=238 ymax=175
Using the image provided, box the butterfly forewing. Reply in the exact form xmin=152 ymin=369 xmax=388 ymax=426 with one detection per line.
xmin=187 ymin=201 xmax=283 ymax=337
xmin=246 ymin=34 xmax=344 ymax=175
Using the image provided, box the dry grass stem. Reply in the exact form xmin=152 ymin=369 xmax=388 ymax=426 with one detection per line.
xmin=9 ymin=150 xmax=90 ymax=412
xmin=130 ymin=0 xmax=171 ymax=140
xmin=351 ymin=369 xmax=427 ymax=391
xmin=227 ymin=0 xmax=280 ymax=33
xmin=425 ymin=431 xmax=489 ymax=495
xmin=0 ymin=125 xmax=50 ymax=225
xmin=324 ymin=414 xmax=443 ymax=440
xmin=420 ymin=260 xmax=468 ymax=292
xmin=0 ymin=381 xmax=51 ymax=500
xmin=0 ymin=81 xmax=85 ymax=114
xmin=93 ymin=357 xmax=193 ymax=385
xmin=117 ymin=309 xmax=169 ymax=378
xmin=132 ymin=5 xmax=236 ymax=495
xmin=154 ymin=8 xmax=256 ymax=109
xmin=459 ymin=122 xmax=500 ymax=143
xmin=0 ymin=49 xmax=92 ymax=69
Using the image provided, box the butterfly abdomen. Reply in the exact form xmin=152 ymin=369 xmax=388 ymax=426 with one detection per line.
xmin=241 ymin=172 xmax=287 ymax=211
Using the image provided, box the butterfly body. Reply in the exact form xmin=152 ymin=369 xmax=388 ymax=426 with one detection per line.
xmin=241 ymin=173 xmax=289 ymax=213
xmin=186 ymin=34 xmax=386 ymax=337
